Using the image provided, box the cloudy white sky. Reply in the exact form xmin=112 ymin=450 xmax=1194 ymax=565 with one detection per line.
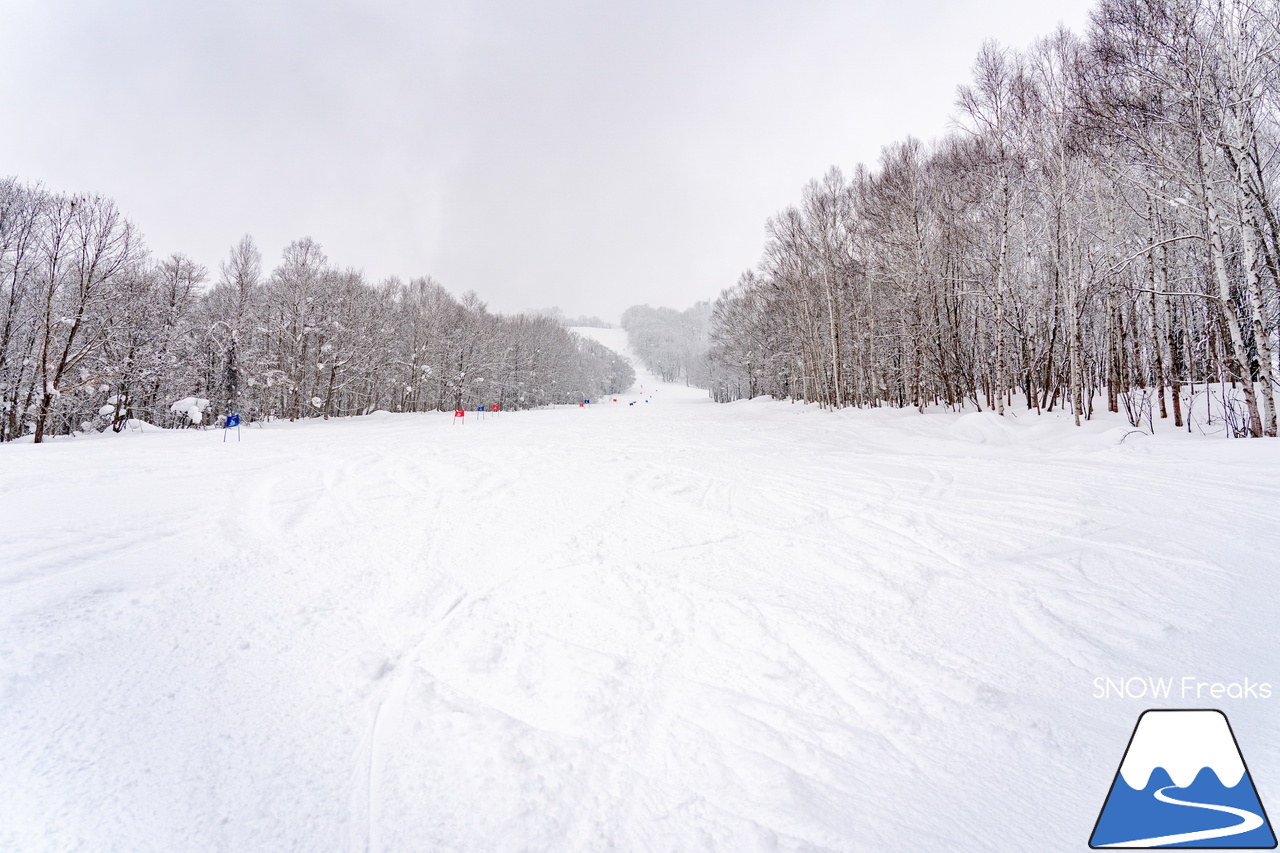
xmin=1 ymin=0 xmax=1095 ymax=320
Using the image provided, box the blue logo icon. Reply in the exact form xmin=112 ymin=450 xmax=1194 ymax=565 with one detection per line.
xmin=1090 ymin=710 xmax=1276 ymax=848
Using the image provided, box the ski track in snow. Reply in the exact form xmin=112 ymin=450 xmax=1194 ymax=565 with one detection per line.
xmin=2 ymin=327 xmax=1279 ymax=852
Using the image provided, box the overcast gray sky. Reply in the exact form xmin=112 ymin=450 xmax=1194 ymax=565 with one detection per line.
xmin=1 ymin=0 xmax=1096 ymax=320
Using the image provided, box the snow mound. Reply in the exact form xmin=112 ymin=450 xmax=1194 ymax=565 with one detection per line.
xmin=949 ymin=411 xmax=1017 ymax=445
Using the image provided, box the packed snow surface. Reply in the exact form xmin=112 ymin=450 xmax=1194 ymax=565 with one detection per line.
xmin=2 ymin=328 xmax=1278 ymax=852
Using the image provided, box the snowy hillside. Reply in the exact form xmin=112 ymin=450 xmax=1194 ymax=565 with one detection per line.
xmin=570 ymin=325 xmax=709 ymax=404
xmin=2 ymin=331 xmax=1278 ymax=852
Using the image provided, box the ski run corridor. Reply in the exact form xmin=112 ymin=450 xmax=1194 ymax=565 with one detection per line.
xmin=2 ymin=328 xmax=1278 ymax=853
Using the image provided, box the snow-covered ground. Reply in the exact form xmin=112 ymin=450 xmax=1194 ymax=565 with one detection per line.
xmin=3 ymin=328 xmax=1278 ymax=852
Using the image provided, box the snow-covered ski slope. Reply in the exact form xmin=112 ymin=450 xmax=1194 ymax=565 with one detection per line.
xmin=3 ymin=328 xmax=1278 ymax=853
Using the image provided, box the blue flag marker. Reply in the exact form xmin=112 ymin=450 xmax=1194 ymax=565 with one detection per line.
xmin=226 ymin=414 xmax=240 ymax=428
xmin=223 ymin=410 xmax=241 ymax=443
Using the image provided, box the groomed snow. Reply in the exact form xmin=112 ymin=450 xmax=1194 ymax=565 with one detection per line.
xmin=2 ymin=330 xmax=1278 ymax=852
